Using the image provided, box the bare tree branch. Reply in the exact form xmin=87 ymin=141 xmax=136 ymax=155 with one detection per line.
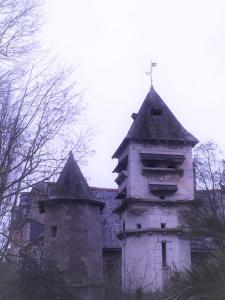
xmin=0 ymin=0 xmax=94 ymax=260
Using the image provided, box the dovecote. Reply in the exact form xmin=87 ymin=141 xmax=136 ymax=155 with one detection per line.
xmin=140 ymin=152 xmax=184 ymax=180
xmin=149 ymin=184 xmax=178 ymax=196
xmin=140 ymin=153 xmax=185 ymax=166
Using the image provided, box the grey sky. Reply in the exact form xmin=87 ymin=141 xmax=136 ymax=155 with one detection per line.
xmin=42 ymin=0 xmax=225 ymax=188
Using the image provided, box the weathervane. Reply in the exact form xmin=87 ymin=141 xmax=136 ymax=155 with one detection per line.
xmin=145 ymin=61 xmax=157 ymax=86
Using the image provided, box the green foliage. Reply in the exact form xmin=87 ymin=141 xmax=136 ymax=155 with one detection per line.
xmin=184 ymin=212 xmax=225 ymax=251
xmin=0 ymin=254 xmax=73 ymax=300
xmin=165 ymin=252 xmax=225 ymax=300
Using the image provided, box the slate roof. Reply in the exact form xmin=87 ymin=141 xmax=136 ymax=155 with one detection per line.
xmin=48 ymin=152 xmax=103 ymax=207
xmin=113 ymin=86 xmax=198 ymax=158
xmin=29 ymin=219 xmax=44 ymax=241
xmin=91 ymin=187 xmax=122 ymax=249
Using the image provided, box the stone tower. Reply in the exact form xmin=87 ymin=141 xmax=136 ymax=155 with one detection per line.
xmin=113 ymin=86 xmax=198 ymax=293
xmin=41 ymin=152 xmax=105 ymax=300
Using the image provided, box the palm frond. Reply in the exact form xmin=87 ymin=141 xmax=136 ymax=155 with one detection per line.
xmin=165 ymin=252 xmax=225 ymax=300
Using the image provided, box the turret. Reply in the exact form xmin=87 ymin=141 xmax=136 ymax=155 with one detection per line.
xmin=41 ymin=152 xmax=104 ymax=300
xmin=113 ymin=86 xmax=198 ymax=294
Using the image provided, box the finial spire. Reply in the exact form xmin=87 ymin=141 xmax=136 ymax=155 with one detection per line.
xmin=145 ymin=61 xmax=157 ymax=87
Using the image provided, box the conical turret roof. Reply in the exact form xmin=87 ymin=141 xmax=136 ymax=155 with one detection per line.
xmin=113 ymin=86 xmax=198 ymax=158
xmin=54 ymin=152 xmax=101 ymax=204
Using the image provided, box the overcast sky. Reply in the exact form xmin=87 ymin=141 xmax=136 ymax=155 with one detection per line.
xmin=42 ymin=0 xmax=225 ymax=188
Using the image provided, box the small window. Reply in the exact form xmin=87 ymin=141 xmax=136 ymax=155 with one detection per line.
xmin=50 ymin=226 xmax=57 ymax=238
xmin=38 ymin=202 xmax=45 ymax=214
xmin=162 ymin=241 xmax=167 ymax=267
xmin=151 ymin=108 xmax=162 ymax=116
xmin=161 ymin=223 xmax=166 ymax=229
xmin=136 ymin=223 xmax=142 ymax=229
xmin=123 ymin=220 xmax=126 ymax=230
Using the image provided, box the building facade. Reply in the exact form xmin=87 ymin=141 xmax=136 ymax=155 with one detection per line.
xmin=9 ymin=86 xmax=200 ymax=299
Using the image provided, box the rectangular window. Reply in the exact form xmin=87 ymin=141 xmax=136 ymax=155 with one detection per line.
xmin=151 ymin=108 xmax=162 ymax=116
xmin=123 ymin=220 xmax=126 ymax=230
xmin=162 ymin=241 xmax=167 ymax=267
xmin=38 ymin=202 xmax=45 ymax=214
xmin=50 ymin=225 xmax=57 ymax=238
xmin=161 ymin=223 xmax=166 ymax=229
xmin=136 ymin=223 xmax=141 ymax=229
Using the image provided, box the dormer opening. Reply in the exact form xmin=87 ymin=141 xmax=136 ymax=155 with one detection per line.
xmin=136 ymin=223 xmax=142 ymax=229
xmin=151 ymin=108 xmax=162 ymax=116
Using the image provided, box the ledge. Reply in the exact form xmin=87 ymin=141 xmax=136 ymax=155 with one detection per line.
xmin=113 ymin=156 xmax=128 ymax=173
xmin=140 ymin=153 xmax=185 ymax=165
xmin=142 ymin=167 xmax=183 ymax=176
xmin=113 ymin=198 xmax=197 ymax=214
xmin=118 ymin=227 xmax=183 ymax=240
xmin=115 ymin=171 xmax=127 ymax=185
xmin=102 ymin=248 xmax=121 ymax=253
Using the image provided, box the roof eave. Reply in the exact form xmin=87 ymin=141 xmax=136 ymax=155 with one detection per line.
xmin=40 ymin=197 xmax=105 ymax=209
xmin=112 ymin=138 xmax=129 ymax=159
xmin=113 ymin=137 xmax=199 ymax=159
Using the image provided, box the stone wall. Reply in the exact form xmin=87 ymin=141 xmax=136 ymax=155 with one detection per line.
xmin=43 ymin=202 xmax=104 ymax=300
xmin=127 ymin=142 xmax=194 ymax=201
xmin=122 ymin=234 xmax=191 ymax=292
xmin=103 ymin=249 xmax=122 ymax=300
